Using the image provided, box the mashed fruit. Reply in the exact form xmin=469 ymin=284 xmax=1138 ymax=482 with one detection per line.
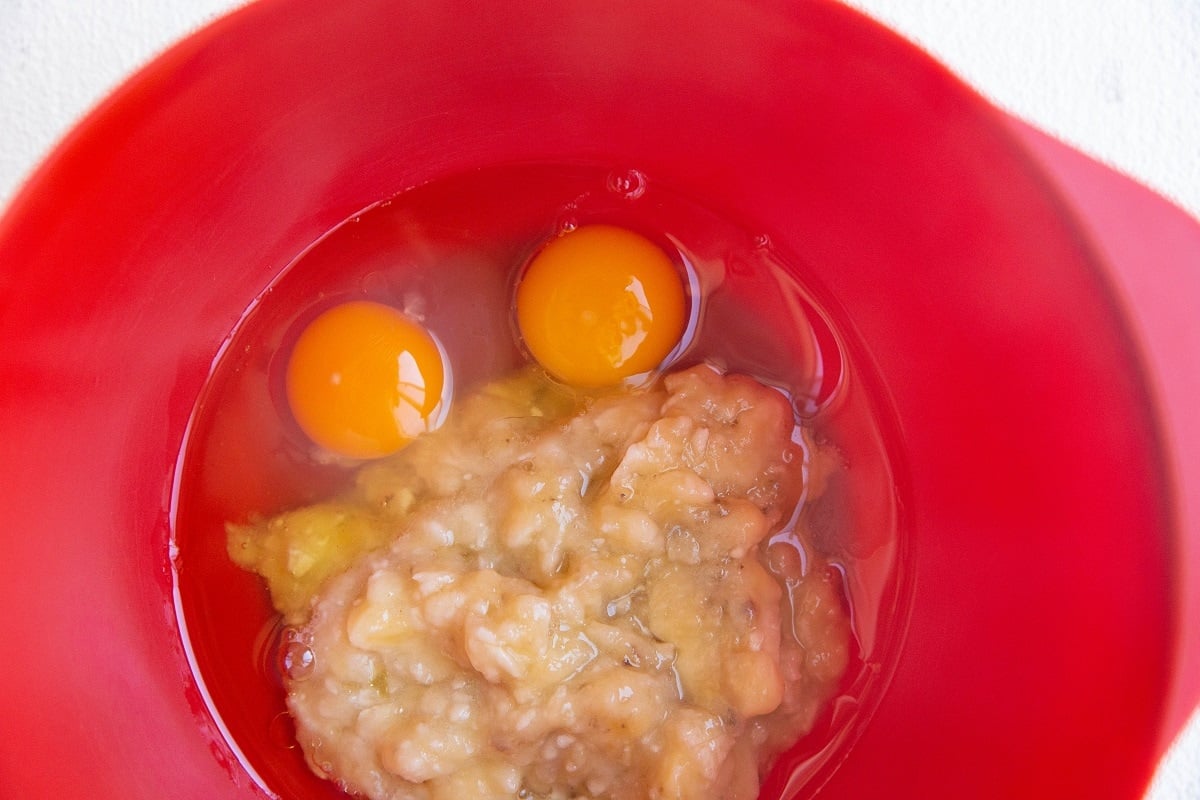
xmin=228 ymin=364 xmax=850 ymax=800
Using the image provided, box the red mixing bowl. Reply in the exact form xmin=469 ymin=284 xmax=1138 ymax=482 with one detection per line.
xmin=1 ymin=1 xmax=1197 ymax=798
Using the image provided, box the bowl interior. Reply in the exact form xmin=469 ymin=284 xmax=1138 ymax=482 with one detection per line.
xmin=0 ymin=1 xmax=1173 ymax=798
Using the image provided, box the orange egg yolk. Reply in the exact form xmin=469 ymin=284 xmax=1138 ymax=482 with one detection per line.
xmin=516 ymin=224 xmax=687 ymax=387
xmin=285 ymin=300 xmax=447 ymax=459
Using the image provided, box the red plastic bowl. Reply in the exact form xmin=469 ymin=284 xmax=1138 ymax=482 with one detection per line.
xmin=1 ymin=1 xmax=1197 ymax=798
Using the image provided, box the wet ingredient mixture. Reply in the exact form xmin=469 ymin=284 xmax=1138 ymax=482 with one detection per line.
xmin=229 ymin=363 xmax=849 ymax=800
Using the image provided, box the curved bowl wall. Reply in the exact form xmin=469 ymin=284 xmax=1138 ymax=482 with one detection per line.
xmin=0 ymin=1 xmax=1189 ymax=798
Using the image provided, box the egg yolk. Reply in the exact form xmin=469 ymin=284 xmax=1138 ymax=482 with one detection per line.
xmin=285 ymin=300 xmax=447 ymax=459
xmin=516 ymin=224 xmax=687 ymax=387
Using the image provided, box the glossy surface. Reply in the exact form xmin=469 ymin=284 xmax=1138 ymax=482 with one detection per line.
xmin=0 ymin=1 xmax=1196 ymax=798
xmin=516 ymin=224 xmax=687 ymax=387
xmin=174 ymin=162 xmax=901 ymax=798
xmin=285 ymin=300 xmax=447 ymax=459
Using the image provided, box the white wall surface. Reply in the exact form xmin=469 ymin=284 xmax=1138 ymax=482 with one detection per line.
xmin=1 ymin=1 xmax=1196 ymax=798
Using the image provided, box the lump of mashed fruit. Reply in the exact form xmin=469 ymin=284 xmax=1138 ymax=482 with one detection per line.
xmin=227 ymin=364 xmax=851 ymax=800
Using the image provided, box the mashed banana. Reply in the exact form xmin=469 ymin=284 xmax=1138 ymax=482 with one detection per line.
xmin=228 ymin=364 xmax=850 ymax=800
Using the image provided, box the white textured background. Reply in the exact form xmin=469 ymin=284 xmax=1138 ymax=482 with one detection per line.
xmin=1 ymin=1 xmax=1197 ymax=797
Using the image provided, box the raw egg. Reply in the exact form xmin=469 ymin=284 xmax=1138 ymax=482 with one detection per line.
xmin=285 ymin=300 xmax=448 ymax=459
xmin=516 ymin=224 xmax=688 ymax=387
